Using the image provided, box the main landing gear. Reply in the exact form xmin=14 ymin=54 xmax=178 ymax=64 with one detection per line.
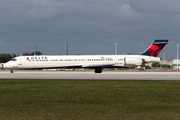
xmin=95 ymin=69 xmax=102 ymax=73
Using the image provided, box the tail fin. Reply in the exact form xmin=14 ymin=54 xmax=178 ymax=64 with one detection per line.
xmin=141 ymin=40 xmax=169 ymax=57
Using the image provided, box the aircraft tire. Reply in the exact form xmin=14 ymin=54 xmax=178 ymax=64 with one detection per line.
xmin=95 ymin=69 xmax=102 ymax=73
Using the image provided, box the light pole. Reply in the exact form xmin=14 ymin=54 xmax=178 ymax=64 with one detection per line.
xmin=35 ymin=44 xmax=37 ymax=55
xmin=177 ymin=44 xmax=179 ymax=70
xmin=77 ymin=44 xmax=79 ymax=55
xmin=65 ymin=43 xmax=68 ymax=55
xmin=115 ymin=43 xmax=117 ymax=55
xmin=163 ymin=53 xmax=165 ymax=64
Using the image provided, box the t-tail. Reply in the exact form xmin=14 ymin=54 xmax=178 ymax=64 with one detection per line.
xmin=141 ymin=40 xmax=169 ymax=57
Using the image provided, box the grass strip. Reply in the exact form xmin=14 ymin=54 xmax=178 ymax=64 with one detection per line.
xmin=0 ymin=80 xmax=180 ymax=119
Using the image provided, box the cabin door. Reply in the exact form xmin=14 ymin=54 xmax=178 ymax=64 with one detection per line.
xmin=18 ymin=57 xmax=22 ymax=65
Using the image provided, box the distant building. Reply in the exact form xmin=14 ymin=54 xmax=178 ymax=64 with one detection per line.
xmin=173 ymin=59 xmax=180 ymax=70
xmin=160 ymin=60 xmax=173 ymax=66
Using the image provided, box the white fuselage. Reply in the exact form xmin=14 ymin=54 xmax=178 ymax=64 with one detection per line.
xmin=4 ymin=55 xmax=160 ymax=69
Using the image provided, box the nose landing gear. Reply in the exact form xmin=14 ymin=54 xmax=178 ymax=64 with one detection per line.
xmin=0 ymin=64 xmax=3 ymax=69
xmin=10 ymin=69 xmax=14 ymax=73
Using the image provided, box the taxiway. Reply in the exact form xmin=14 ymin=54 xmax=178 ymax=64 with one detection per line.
xmin=0 ymin=70 xmax=180 ymax=80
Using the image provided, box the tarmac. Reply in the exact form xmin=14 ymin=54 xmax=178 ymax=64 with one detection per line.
xmin=0 ymin=70 xmax=180 ymax=80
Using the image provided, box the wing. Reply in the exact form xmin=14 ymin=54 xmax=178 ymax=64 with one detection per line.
xmin=82 ymin=63 xmax=115 ymax=68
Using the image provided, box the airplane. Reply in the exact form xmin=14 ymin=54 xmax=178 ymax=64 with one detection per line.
xmin=2 ymin=40 xmax=169 ymax=73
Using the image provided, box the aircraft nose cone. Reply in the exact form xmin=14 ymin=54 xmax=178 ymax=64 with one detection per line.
xmin=3 ymin=63 xmax=9 ymax=69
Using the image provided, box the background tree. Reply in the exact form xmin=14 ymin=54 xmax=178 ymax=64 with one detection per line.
xmin=0 ymin=53 xmax=17 ymax=63
xmin=23 ymin=51 xmax=42 ymax=56
xmin=151 ymin=62 xmax=172 ymax=68
xmin=151 ymin=62 xmax=161 ymax=67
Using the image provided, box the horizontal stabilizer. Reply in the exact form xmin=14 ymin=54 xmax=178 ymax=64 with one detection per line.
xmin=152 ymin=40 xmax=169 ymax=45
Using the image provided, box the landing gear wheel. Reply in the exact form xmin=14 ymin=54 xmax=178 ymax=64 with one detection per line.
xmin=95 ymin=69 xmax=102 ymax=73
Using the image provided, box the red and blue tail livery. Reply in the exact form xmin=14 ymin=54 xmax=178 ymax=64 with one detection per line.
xmin=141 ymin=40 xmax=169 ymax=57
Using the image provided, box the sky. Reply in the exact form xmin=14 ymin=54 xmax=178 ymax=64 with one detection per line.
xmin=0 ymin=0 xmax=180 ymax=59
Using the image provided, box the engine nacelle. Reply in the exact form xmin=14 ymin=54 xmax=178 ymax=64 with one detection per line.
xmin=124 ymin=57 xmax=143 ymax=67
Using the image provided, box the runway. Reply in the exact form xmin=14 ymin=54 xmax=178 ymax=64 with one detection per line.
xmin=0 ymin=70 xmax=180 ymax=80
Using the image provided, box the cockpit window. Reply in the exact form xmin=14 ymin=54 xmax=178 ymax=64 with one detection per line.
xmin=11 ymin=58 xmax=17 ymax=61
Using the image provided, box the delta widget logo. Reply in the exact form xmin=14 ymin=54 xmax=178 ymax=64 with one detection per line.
xmin=26 ymin=57 xmax=48 ymax=60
